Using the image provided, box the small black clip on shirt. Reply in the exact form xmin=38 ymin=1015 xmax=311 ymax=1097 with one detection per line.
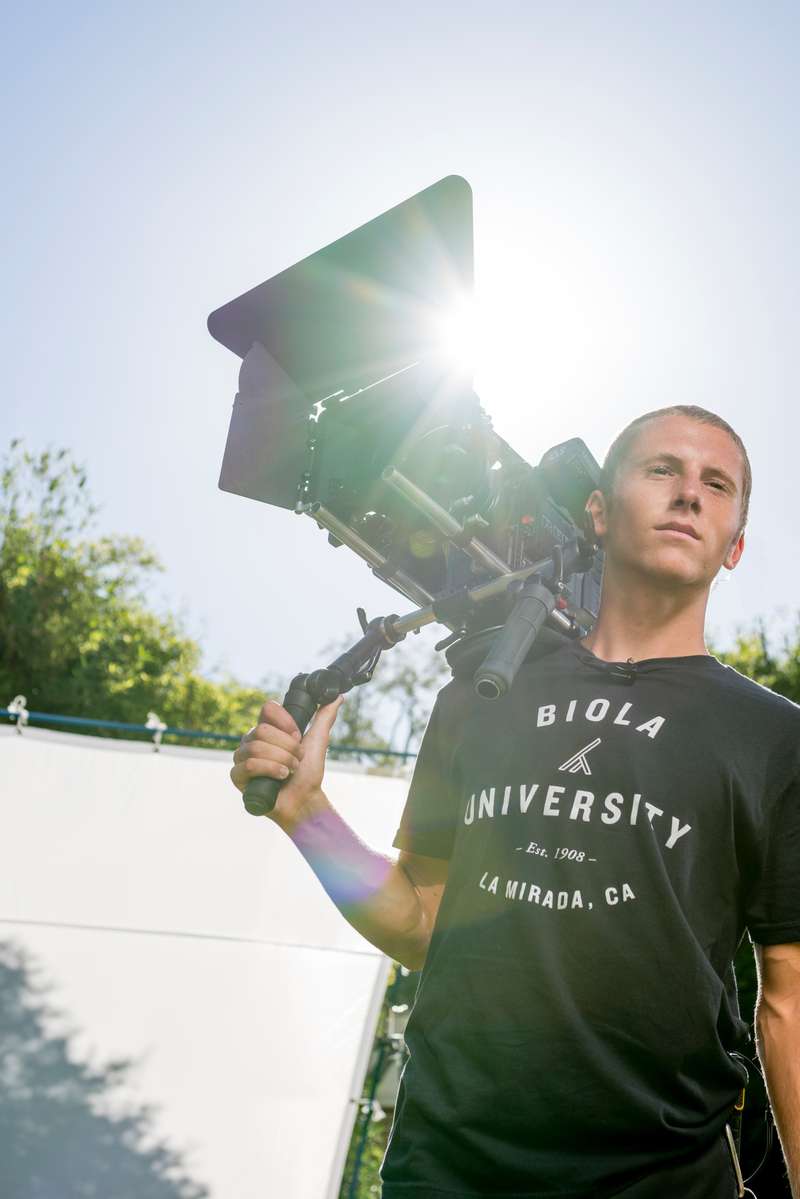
xmin=607 ymin=660 xmax=638 ymax=684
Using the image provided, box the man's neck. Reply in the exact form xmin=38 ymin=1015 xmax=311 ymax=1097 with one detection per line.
xmin=581 ymin=570 xmax=711 ymax=663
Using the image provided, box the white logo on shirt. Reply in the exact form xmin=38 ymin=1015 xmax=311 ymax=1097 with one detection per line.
xmin=558 ymin=738 xmax=602 ymax=775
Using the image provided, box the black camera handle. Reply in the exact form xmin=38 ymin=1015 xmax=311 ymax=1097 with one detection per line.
xmin=242 ymin=611 xmax=406 ymax=816
xmin=242 ymin=535 xmax=598 ymax=817
xmin=473 ymin=537 xmax=596 ymax=699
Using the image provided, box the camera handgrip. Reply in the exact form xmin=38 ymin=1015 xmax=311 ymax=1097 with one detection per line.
xmin=473 ymin=581 xmax=556 ymax=700
xmin=242 ymin=674 xmax=319 ymax=816
xmin=243 ymin=775 xmax=283 ymax=817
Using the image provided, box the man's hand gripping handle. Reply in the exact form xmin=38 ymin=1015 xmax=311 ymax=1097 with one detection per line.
xmin=237 ymin=674 xmax=340 ymax=818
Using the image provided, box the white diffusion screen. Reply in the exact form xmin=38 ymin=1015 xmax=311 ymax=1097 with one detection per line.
xmin=0 ymin=726 xmax=409 ymax=1199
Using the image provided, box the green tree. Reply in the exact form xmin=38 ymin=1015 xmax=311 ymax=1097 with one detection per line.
xmin=714 ymin=617 xmax=800 ymax=704
xmin=0 ymin=441 xmax=276 ymax=744
xmin=0 ymin=439 xmax=451 ymax=755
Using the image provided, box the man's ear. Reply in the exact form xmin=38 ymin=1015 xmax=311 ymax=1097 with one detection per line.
xmin=585 ymin=489 xmax=610 ymax=543
xmin=722 ymin=529 xmax=745 ymax=572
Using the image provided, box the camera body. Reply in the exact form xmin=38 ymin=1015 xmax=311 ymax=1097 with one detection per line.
xmin=211 ymin=176 xmax=603 ymax=640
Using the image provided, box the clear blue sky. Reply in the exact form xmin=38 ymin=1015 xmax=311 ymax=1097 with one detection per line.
xmin=3 ymin=2 xmax=798 ymax=687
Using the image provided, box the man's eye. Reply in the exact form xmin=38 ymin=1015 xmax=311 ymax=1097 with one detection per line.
xmin=649 ymin=465 xmax=672 ymax=475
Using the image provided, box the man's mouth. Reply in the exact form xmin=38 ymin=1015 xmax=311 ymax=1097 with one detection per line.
xmin=657 ymin=520 xmax=700 ymax=539
xmin=654 ymin=522 xmax=700 ymax=540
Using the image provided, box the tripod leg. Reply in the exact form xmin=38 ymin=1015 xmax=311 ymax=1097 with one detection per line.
xmin=242 ymin=674 xmax=319 ymax=816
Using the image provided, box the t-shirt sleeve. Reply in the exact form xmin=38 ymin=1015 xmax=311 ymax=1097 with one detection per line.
xmin=745 ymin=772 xmax=800 ymax=946
xmin=392 ymin=688 xmax=461 ymax=861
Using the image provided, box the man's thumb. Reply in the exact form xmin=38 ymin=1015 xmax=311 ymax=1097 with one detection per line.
xmin=306 ymin=694 xmax=344 ymax=747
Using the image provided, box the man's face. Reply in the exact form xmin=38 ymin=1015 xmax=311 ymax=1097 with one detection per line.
xmin=587 ymin=415 xmax=746 ymax=589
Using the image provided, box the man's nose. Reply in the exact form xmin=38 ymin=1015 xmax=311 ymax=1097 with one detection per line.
xmin=672 ymin=476 xmax=702 ymax=511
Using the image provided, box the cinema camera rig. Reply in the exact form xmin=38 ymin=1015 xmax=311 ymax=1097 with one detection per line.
xmin=208 ymin=177 xmax=604 ymax=816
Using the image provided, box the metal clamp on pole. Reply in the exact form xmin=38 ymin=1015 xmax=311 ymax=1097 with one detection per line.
xmin=145 ymin=711 xmax=167 ymax=752
xmin=7 ymin=695 xmax=29 ymax=733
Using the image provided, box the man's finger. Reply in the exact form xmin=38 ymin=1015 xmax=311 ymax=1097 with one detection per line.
xmin=240 ymin=723 xmax=299 ymax=754
xmin=259 ymin=699 xmax=301 ymax=739
xmin=230 ymin=756 xmax=292 ymax=791
xmin=233 ymin=741 xmax=301 ymax=770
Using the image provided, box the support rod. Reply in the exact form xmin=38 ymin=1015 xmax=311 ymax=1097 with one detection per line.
xmin=303 ymin=503 xmax=434 ymax=607
xmin=390 ymin=552 xmax=574 ymax=638
xmin=381 ymin=465 xmax=511 ymax=578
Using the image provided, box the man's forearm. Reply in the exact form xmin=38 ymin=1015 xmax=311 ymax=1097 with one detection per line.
xmin=756 ymin=1003 xmax=800 ymax=1198
xmin=279 ymin=789 xmax=431 ymax=969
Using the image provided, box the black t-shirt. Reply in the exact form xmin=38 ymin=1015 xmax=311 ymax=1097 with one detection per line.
xmin=381 ymin=639 xmax=800 ymax=1199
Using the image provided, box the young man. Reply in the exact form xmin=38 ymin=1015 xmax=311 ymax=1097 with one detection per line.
xmin=231 ymin=406 xmax=800 ymax=1199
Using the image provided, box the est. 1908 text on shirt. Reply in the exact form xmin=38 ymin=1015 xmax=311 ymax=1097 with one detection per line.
xmin=380 ymin=639 xmax=800 ymax=1199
